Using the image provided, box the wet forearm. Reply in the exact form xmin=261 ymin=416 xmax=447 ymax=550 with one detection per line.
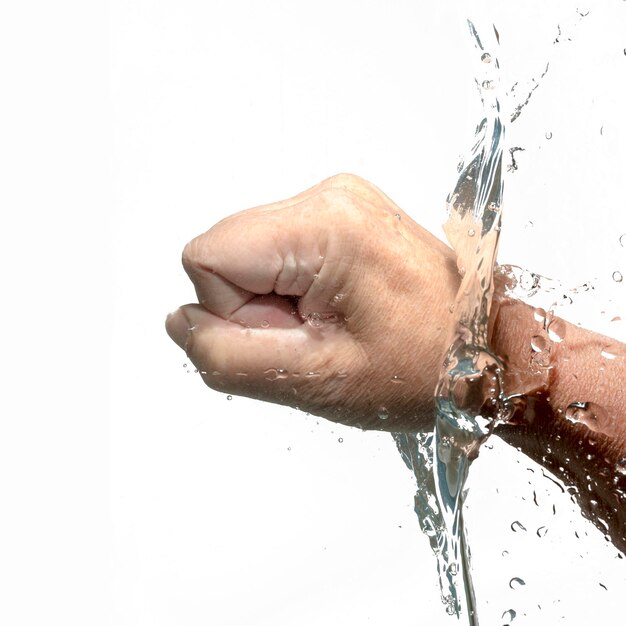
xmin=490 ymin=297 xmax=626 ymax=552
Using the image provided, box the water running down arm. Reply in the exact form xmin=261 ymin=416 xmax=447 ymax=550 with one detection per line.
xmin=165 ymin=174 xmax=626 ymax=553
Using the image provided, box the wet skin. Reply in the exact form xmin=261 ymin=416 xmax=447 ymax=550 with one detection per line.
xmin=166 ymin=174 xmax=626 ymax=553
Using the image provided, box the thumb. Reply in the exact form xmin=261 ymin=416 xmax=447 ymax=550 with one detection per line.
xmin=165 ymin=303 xmax=359 ymax=414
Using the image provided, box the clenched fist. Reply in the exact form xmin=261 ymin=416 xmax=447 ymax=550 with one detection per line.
xmin=166 ymin=174 xmax=460 ymax=431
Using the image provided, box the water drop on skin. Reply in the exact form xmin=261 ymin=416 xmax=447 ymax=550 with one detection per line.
xmin=377 ymin=407 xmax=389 ymax=420
xmin=468 ymin=228 xmax=476 ymax=237
xmin=307 ymin=312 xmax=324 ymax=327
xmin=502 ymin=608 xmax=517 ymax=622
xmin=612 ymin=270 xmax=623 ymax=283
xmin=264 ymin=368 xmax=278 ymax=381
xmin=545 ymin=131 xmax=553 ymax=139
xmin=226 ymin=395 xmax=232 ymax=401
xmin=536 ymin=526 xmax=549 ymax=538
xmin=481 ymin=52 xmax=492 ymax=63
xmin=530 ymin=335 xmax=547 ymax=352
xmin=481 ymin=79 xmax=494 ymax=90
xmin=510 ymin=521 xmax=527 ymax=532
xmin=564 ymin=402 xmax=610 ymax=433
xmin=616 ymin=458 xmax=626 ymax=476
xmin=509 ymin=577 xmax=526 ymax=590
xmin=547 ymin=318 xmax=566 ymax=343
xmin=260 ymin=320 xmax=270 ymax=328
xmin=338 ymin=437 xmax=343 ymax=443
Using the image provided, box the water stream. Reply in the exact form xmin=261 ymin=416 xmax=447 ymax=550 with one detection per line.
xmin=395 ymin=18 xmax=511 ymax=624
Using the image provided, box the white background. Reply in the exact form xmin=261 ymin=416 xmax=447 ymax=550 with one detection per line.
xmin=1 ymin=1 xmax=625 ymax=625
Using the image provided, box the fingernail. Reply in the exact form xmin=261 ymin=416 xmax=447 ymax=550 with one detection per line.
xmin=166 ymin=309 xmax=190 ymax=350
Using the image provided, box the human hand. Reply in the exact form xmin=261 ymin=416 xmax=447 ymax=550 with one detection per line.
xmin=166 ymin=174 xmax=460 ymax=431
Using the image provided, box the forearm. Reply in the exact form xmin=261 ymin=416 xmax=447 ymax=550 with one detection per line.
xmin=490 ymin=295 xmax=626 ymax=552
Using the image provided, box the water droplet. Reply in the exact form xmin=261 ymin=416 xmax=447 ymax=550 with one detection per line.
xmin=547 ymin=318 xmax=566 ymax=343
xmin=307 ymin=312 xmax=324 ymax=327
xmin=443 ymin=595 xmax=456 ymax=615
xmin=377 ymin=407 xmax=389 ymax=420
xmin=390 ymin=375 xmax=405 ymax=384
xmin=338 ymin=437 xmax=343 ymax=443
xmin=519 ymin=270 xmax=540 ymax=294
xmin=601 ymin=350 xmax=617 ymax=360
xmin=481 ymin=79 xmax=495 ymax=90
xmin=620 ymin=234 xmax=626 ymax=247
xmin=616 ymin=457 xmax=626 ymax=475
xmin=394 ymin=213 xmax=401 ymax=220
xmin=530 ymin=335 xmax=547 ymax=352
xmin=336 ymin=370 xmax=348 ymax=378
xmin=468 ymin=228 xmax=476 ymax=237
xmin=564 ymin=401 xmax=609 ymax=433
xmin=502 ymin=608 xmax=517 ymax=622
xmin=260 ymin=320 xmax=270 ymax=328
xmin=502 ymin=550 xmax=509 ymax=557
xmin=226 ymin=394 xmax=232 ymax=400
xmin=448 ymin=563 xmax=458 ymax=576
xmin=533 ymin=308 xmax=546 ymax=323
xmin=511 ymin=520 xmax=527 ymax=532
xmin=481 ymin=52 xmax=492 ymax=63
xmin=545 ymin=131 xmax=553 ymax=139
xmin=536 ymin=526 xmax=549 ymax=538
xmin=287 ymin=446 xmax=291 ymax=451
xmin=509 ymin=577 xmax=526 ymax=589
xmin=332 ymin=293 xmax=345 ymax=304
xmin=264 ymin=368 xmax=289 ymax=381
xmin=183 ymin=363 xmax=188 ymax=368
xmin=612 ymin=270 xmax=623 ymax=283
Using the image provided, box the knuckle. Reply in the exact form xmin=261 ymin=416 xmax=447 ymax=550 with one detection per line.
xmin=326 ymin=172 xmax=369 ymax=191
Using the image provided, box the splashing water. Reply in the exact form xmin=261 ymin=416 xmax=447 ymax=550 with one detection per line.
xmin=396 ymin=17 xmax=511 ymax=623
